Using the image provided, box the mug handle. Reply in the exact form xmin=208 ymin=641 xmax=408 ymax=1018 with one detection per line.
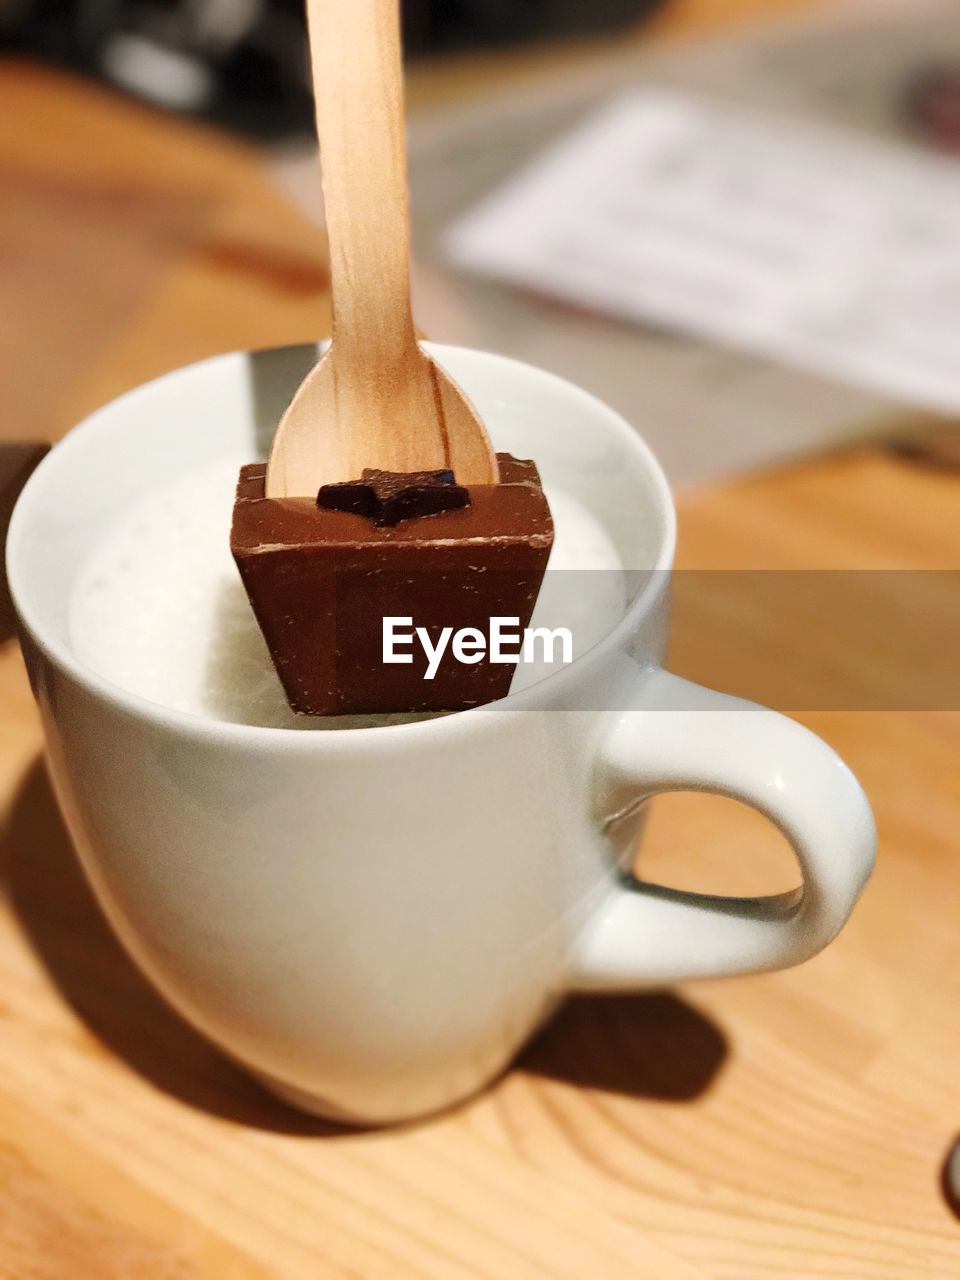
xmin=570 ymin=670 xmax=877 ymax=990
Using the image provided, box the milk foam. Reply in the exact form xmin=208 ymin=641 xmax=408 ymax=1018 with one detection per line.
xmin=69 ymin=457 xmax=627 ymax=728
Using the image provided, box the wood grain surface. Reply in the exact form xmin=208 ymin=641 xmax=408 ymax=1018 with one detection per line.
xmin=2 ymin=2 xmax=959 ymax=1275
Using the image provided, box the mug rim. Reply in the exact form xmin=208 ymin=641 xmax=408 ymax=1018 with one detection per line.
xmin=8 ymin=343 xmax=677 ymax=749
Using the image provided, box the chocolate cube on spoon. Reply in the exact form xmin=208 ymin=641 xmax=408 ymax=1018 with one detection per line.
xmin=231 ymin=454 xmax=553 ymax=715
xmin=231 ymin=0 xmax=553 ymax=714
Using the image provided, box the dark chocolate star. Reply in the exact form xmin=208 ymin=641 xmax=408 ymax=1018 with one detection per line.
xmin=317 ymin=468 xmax=470 ymax=526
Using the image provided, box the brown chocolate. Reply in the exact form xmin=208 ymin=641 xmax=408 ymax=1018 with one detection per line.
xmin=317 ymin=467 xmax=469 ymax=526
xmin=231 ymin=454 xmax=554 ymax=715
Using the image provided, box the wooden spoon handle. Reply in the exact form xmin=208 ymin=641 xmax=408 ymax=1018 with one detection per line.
xmin=264 ymin=0 xmax=498 ymax=496
xmin=306 ymin=0 xmax=416 ymax=366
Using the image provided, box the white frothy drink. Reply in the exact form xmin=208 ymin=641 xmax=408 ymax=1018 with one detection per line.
xmin=69 ymin=457 xmax=627 ymax=729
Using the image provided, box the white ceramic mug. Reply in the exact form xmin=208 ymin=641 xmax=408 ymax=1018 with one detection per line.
xmin=8 ymin=345 xmax=876 ymax=1125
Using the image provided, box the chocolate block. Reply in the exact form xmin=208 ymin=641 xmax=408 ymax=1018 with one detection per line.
xmin=231 ymin=454 xmax=554 ymax=715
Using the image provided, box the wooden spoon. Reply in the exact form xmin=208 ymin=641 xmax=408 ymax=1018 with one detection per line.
xmin=265 ymin=0 xmax=498 ymax=498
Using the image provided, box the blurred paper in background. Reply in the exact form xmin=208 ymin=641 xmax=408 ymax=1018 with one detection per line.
xmin=447 ymin=88 xmax=960 ymax=420
xmin=398 ymin=0 xmax=960 ymax=488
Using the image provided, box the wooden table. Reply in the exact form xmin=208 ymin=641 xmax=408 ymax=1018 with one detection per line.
xmin=2 ymin=5 xmax=959 ymax=1276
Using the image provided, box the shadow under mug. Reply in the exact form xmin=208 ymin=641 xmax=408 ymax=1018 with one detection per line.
xmin=7 ymin=344 xmax=876 ymax=1125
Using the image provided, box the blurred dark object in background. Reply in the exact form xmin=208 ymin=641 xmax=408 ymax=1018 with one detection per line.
xmin=908 ymin=64 xmax=960 ymax=154
xmin=0 ymin=0 xmax=312 ymax=139
xmin=402 ymin=0 xmax=665 ymax=52
xmin=0 ymin=0 xmax=666 ymax=140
